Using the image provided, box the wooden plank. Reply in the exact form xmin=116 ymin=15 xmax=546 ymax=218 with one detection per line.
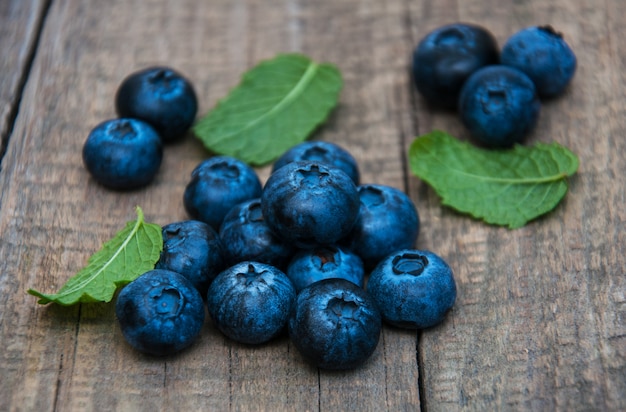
xmin=0 ymin=3 xmax=59 ymax=411
xmin=0 ymin=0 xmax=49 ymax=158
xmin=408 ymin=0 xmax=626 ymax=410
xmin=291 ymin=1 xmax=422 ymax=410
xmin=0 ymin=0 xmax=419 ymax=410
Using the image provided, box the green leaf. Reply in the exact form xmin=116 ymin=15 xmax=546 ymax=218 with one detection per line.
xmin=28 ymin=207 xmax=163 ymax=305
xmin=193 ymin=53 xmax=343 ymax=166
xmin=408 ymin=130 xmax=579 ymax=228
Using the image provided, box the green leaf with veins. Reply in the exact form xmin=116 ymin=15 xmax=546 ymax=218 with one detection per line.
xmin=408 ymin=130 xmax=579 ymax=228
xmin=28 ymin=206 xmax=162 ymax=305
xmin=192 ymin=53 xmax=343 ymax=166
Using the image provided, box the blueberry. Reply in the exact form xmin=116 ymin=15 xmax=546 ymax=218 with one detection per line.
xmin=155 ymin=220 xmax=225 ymax=296
xmin=218 ymin=199 xmax=294 ymax=269
xmin=184 ymin=156 xmax=263 ymax=231
xmin=501 ymin=26 xmax=577 ymax=98
xmin=367 ymin=249 xmax=456 ymax=329
xmin=115 ymin=66 xmax=198 ymax=142
xmin=82 ymin=118 xmax=163 ymax=190
xmin=272 ymin=141 xmax=360 ymax=185
xmin=412 ymin=22 xmax=499 ymax=109
xmin=342 ymin=184 xmax=420 ymax=269
xmin=261 ymin=161 xmax=360 ymax=249
xmin=288 ymin=278 xmax=381 ymax=370
xmin=206 ymin=261 xmax=296 ymax=345
xmin=286 ymin=245 xmax=364 ymax=293
xmin=115 ymin=269 xmax=205 ymax=356
xmin=458 ymin=65 xmax=541 ymax=147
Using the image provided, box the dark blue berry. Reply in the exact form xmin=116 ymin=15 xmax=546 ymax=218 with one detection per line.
xmin=218 ymin=199 xmax=294 ymax=269
xmin=115 ymin=66 xmax=198 ymax=142
xmin=501 ymin=26 xmax=577 ymax=98
xmin=82 ymin=118 xmax=162 ymax=190
xmin=184 ymin=156 xmax=263 ymax=231
xmin=286 ymin=245 xmax=364 ymax=292
xmin=155 ymin=220 xmax=225 ymax=297
xmin=288 ymin=278 xmax=381 ymax=370
xmin=261 ymin=161 xmax=360 ymax=249
xmin=115 ymin=269 xmax=205 ymax=356
xmin=458 ymin=65 xmax=541 ymax=147
xmin=412 ymin=22 xmax=499 ymax=109
xmin=367 ymin=249 xmax=456 ymax=329
xmin=343 ymin=184 xmax=420 ymax=269
xmin=206 ymin=262 xmax=296 ymax=345
xmin=272 ymin=141 xmax=360 ymax=185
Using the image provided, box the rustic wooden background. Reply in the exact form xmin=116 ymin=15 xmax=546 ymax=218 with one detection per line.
xmin=1 ymin=0 xmax=624 ymax=410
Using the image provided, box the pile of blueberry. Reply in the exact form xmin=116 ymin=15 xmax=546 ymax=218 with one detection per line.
xmin=412 ymin=23 xmax=577 ymax=148
xmin=114 ymin=143 xmax=457 ymax=370
xmin=79 ymin=58 xmax=457 ymax=369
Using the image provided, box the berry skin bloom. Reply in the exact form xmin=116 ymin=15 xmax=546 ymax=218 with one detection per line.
xmin=458 ymin=65 xmax=541 ymax=148
xmin=155 ymin=220 xmax=225 ymax=297
xmin=206 ymin=261 xmax=296 ymax=345
xmin=342 ymin=184 xmax=420 ymax=269
xmin=115 ymin=269 xmax=205 ymax=356
xmin=272 ymin=141 xmax=360 ymax=185
xmin=412 ymin=22 xmax=499 ymax=109
xmin=218 ymin=199 xmax=294 ymax=269
xmin=184 ymin=156 xmax=263 ymax=231
xmin=115 ymin=66 xmax=198 ymax=142
xmin=261 ymin=161 xmax=360 ymax=249
xmin=286 ymin=245 xmax=364 ymax=292
xmin=367 ymin=249 xmax=456 ymax=329
xmin=501 ymin=25 xmax=577 ymax=98
xmin=288 ymin=278 xmax=381 ymax=370
xmin=82 ymin=118 xmax=162 ymax=190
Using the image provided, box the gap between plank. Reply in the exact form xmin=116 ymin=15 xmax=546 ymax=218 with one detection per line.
xmin=0 ymin=0 xmax=54 ymax=173
xmin=401 ymin=3 xmax=427 ymax=412
xmin=416 ymin=332 xmax=427 ymax=412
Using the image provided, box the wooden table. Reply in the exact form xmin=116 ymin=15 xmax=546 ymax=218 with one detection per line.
xmin=1 ymin=0 xmax=624 ymax=410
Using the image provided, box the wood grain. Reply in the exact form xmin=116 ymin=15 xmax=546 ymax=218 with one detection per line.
xmin=408 ymin=1 xmax=626 ymax=410
xmin=0 ymin=0 xmax=624 ymax=411
xmin=0 ymin=0 xmax=49 ymax=158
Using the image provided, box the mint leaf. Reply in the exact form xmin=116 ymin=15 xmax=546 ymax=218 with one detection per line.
xmin=408 ymin=130 xmax=579 ymax=228
xmin=193 ymin=53 xmax=343 ymax=166
xmin=28 ymin=207 xmax=163 ymax=305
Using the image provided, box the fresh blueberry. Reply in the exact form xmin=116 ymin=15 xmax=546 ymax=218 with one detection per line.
xmin=261 ymin=161 xmax=360 ymax=249
xmin=342 ymin=184 xmax=420 ymax=269
xmin=412 ymin=22 xmax=499 ymax=109
xmin=184 ymin=156 xmax=263 ymax=231
xmin=206 ymin=261 xmax=296 ymax=345
xmin=218 ymin=199 xmax=294 ymax=269
xmin=458 ymin=65 xmax=541 ymax=147
xmin=272 ymin=141 xmax=360 ymax=185
xmin=501 ymin=26 xmax=577 ymax=98
xmin=367 ymin=249 xmax=456 ymax=329
xmin=155 ymin=220 xmax=225 ymax=297
xmin=286 ymin=245 xmax=364 ymax=293
xmin=82 ymin=118 xmax=163 ymax=190
xmin=115 ymin=269 xmax=205 ymax=356
xmin=115 ymin=66 xmax=198 ymax=142
xmin=288 ymin=278 xmax=381 ymax=370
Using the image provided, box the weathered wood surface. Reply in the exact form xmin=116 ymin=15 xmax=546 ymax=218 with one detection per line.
xmin=0 ymin=0 xmax=49 ymax=159
xmin=1 ymin=0 xmax=624 ymax=411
